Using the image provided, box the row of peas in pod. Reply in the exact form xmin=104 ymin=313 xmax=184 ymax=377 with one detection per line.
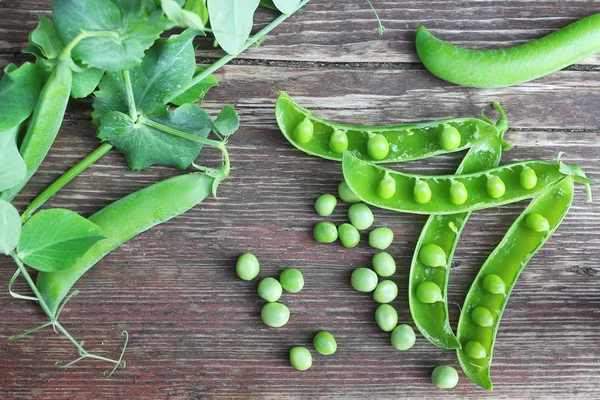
xmin=276 ymin=92 xmax=597 ymax=390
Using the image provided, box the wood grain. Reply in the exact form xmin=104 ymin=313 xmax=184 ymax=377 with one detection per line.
xmin=1 ymin=1 xmax=599 ymax=399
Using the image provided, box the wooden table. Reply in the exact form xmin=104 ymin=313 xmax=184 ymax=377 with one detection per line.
xmin=1 ymin=1 xmax=599 ymax=398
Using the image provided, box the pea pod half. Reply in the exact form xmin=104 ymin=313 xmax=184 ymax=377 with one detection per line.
xmin=456 ymin=177 xmax=575 ymax=390
xmin=36 ymin=173 xmax=215 ymax=316
xmin=276 ymin=91 xmax=509 ymax=163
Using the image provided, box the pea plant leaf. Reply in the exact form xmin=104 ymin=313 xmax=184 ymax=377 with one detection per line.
xmin=0 ymin=125 xmax=27 ymax=192
xmin=161 ymin=0 xmax=207 ymax=31
xmin=171 ymin=67 xmax=218 ymax=106
xmin=207 ymin=0 xmax=261 ymax=56
xmin=214 ymin=106 xmax=240 ymax=136
xmin=259 ymin=0 xmax=278 ymax=11
xmin=29 ymin=15 xmax=63 ymax=59
xmin=272 ymin=0 xmax=301 ymax=14
xmin=0 ymin=62 xmax=42 ymax=130
xmin=17 ymin=209 xmax=105 ymax=272
xmin=0 ymin=199 xmax=21 ymax=255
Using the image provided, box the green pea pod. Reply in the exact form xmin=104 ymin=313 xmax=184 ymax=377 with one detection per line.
xmin=36 ymin=173 xmax=215 ymax=316
xmin=276 ymin=91 xmax=508 ymax=163
xmin=456 ymin=177 xmax=575 ymax=390
xmin=409 ymin=134 xmax=504 ymax=350
xmin=1 ymin=59 xmax=72 ymax=202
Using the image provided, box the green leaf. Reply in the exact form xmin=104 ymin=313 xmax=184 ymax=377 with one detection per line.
xmin=0 ymin=125 xmax=27 ymax=192
xmin=71 ymin=67 xmax=105 ymax=99
xmin=97 ymin=104 xmax=213 ymax=170
xmin=17 ymin=209 xmax=105 ymax=272
xmin=0 ymin=62 xmax=42 ymax=130
xmin=207 ymin=0 xmax=260 ymax=55
xmin=0 ymin=199 xmax=21 ymax=255
xmin=171 ymin=67 xmax=218 ymax=106
xmin=272 ymin=0 xmax=300 ymax=14
xmin=29 ymin=16 xmax=64 ymax=59
xmin=161 ymin=0 xmax=206 ymax=30
xmin=184 ymin=0 xmax=209 ymax=24
xmin=259 ymin=0 xmax=278 ymax=11
xmin=214 ymin=106 xmax=240 ymax=136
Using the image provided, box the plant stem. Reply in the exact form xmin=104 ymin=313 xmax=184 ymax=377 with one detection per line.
xmin=123 ymin=70 xmax=138 ymax=121
xmin=60 ymin=30 xmax=119 ymax=61
xmin=165 ymin=0 xmax=311 ymax=103
xmin=21 ymin=142 xmax=113 ymax=222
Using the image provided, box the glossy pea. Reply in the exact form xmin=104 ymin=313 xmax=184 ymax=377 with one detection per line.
xmin=391 ymin=324 xmax=416 ymax=350
xmin=520 ymin=166 xmax=538 ymax=190
xmin=368 ymin=227 xmax=394 ymax=250
xmin=338 ymin=181 xmax=361 ymax=204
xmin=373 ymin=280 xmax=398 ymax=303
xmin=375 ymin=304 xmax=398 ymax=332
xmin=486 ymin=175 xmax=505 ymax=199
xmin=313 ymin=221 xmax=338 ymax=243
xmin=431 ymin=365 xmax=459 ymax=389
xmin=280 ymin=268 xmax=304 ymax=293
xmin=338 ymin=223 xmax=360 ymax=248
xmin=329 ymin=129 xmax=348 ymax=153
xmin=464 ymin=341 xmax=486 ymax=359
xmin=348 ymin=203 xmax=374 ymax=230
xmin=237 ymin=253 xmax=260 ymax=281
xmin=413 ymin=180 xmax=432 ymax=204
xmin=367 ymin=133 xmax=389 ymax=160
xmin=261 ymin=302 xmax=290 ymax=328
xmin=471 ymin=306 xmax=494 ymax=328
xmin=419 ymin=243 xmax=447 ymax=267
xmin=293 ymin=117 xmax=314 ymax=144
xmin=257 ymin=277 xmax=283 ymax=302
xmin=449 ymin=181 xmax=468 ymax=205
xmin=416 ymin=281 xmax=443 ymax=303
xmin=440 ymin=124 xmax=461 ymax=151
xmin=351 ymin=267 xmax=378 ymax=292
xmin=372 ymin=252 xmax=396 ymax=277
xmin=377 ymin=172 xmax=396 ymax=199
xmin=482 ymin=274 xmax=506 ymax=295
xmin=313 ymin=331 xmax=337 ymax=355
xmin=289 ymin=346 xmax=312 ymax=371
xmin=525 ymin=212 xmax=550 ymax=232
xmin=315 ymin=194 xmax=337 ymax=216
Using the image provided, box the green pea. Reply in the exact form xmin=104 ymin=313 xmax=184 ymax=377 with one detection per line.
xmin=486 ymin=175 xmax=505 ymax=199
xmin=289 ymin=346 xmax=312 ymax=371
xmin=464 ymin=340 xmax=487 ymax=359
xmin=431 ymin=365 xmax=459 ymax=389
xmin=315 ymin=194 xmax=337 ymax=217
xmin=416 ymin=281 xmax=443 ymax=303
xmin=391 ymin=324 xmax=416 ymax=351
xmin=526 ymin=212 xmax=550 ymax=232
xmin=351 ymin=267 xmax=378 ymax=292
xmin=482 ymin=273 xmax=506 ymax=295
xmin=329 ymin=129 xmax=349 ymax=153
xmin=348 ymin=203 xmax=374 ymax=230
xmin=372 ymin=252 xmax=396 ymax=277
xmin=520 ymin=166 xmax=538 ymax=190
xmin=373 ymin=280 xmax=398 ymax=304
xmin=338 ymin=181 xmax=361 ymax=204
xmin=413 ymin=180 xmax=432 ymax=204
xmin=375 ymin=304 xmax=398 ymax=332
xmin=368 ymin=227 xmax=394 ymax=250
xmin=236 ymin=253 xmax=260 ymax=281
xmin=293 ymin=117 xmax=314 ymax=144
xmin=449 ymin=181 xmax=468 ymax=205
xmin=440 ymin=124 xmax=461 ymax=151
xmin=338 ymin=223 xmax=360 ymax=248
xmin=257 ymin=277 xmax=283 ymax=302
xmin=313 ymin=331 xmax=337 ymax=355
xmin=367 ymin=133 xmax=389 ymax=160
xmin=261 ymin=302 xmax=290 ymax=328
xmin=280 ymin=268 xmax=304 ymax=293
xmin=419 ymin=243 xmax=447 ymax=267
xmin=377 ymin=172 xmax=396 ymax=199
xmin=313 ymin=221 xmax=338 ymax=243
xmin=471 ymin=306 xmax=494 ymax=328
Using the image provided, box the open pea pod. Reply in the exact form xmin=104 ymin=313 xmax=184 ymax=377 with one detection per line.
xmin=276 ymin=91 xmax=509 ymax=163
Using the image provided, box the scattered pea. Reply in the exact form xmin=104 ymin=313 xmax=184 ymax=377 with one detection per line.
xmin=482 ymin=274 xmax=506 ymax=295
xmin=372 ymin=252 xmax=396 ymax=277
xmin=313 ymin=331 xmax=337 ymax=355
xmin=338 ymin=223 xmax=360 ymax=248
xmin=464 ymin=340 xmax=487 ymax=359
xmin=440 ymin=125 xmax=461 ymax=151
xmin=257 ymin=277 xmax=283 ymax=302
xmin=375 ymin=304 xmax=398 ymax=332
xmin=280 ymin=268 xmax=304 ymax=293
xmin=377 ymin=172 xmax=396 ymax=199
xmin=413 ymin=180 xmax=432 ymax=204
xmin=419 ymin=243 xmax=447 ymax=267
xmin=367 ymin=133 xmax=389 ymax=160
xmin=293 ymin=117 xmax=314 ymax=144
xmin=526 ymin=212 xmax=550 ymax=232
xmin=368 ymin=227 xmax=394 ymax=250
xmin=431 ymin=365 xmax=459 ymax=389
xmin=520 ymin=166 xmax=538 ymax=190
xmin=338 ymin=181 xmax=361 ymax=204
xmin=329 ymin=129 xmax=349 ymax=153
xmin=391 ymin=324 xmax=416 ymax=351
xmin=351 ymin=267 xmax=378 ymax=292
xmin=289 ymin=346 xmax=312 ymax=371
xmin=486 ymin=175 xmax=506 ymax=199
xmin=373 ymin=280 xmax=398 ymax=303
xmin=348 ymin=203 xmax=374 ymax=230
xmin=449 ymin=181 xmax=468 ymax=205
xmin=315 ymin=194 xmax=337 ymax=217
xmin=471 ymin=306 xmax=494 ymax=328
xmin=261 ymin=302 xmax=290 ymax=328
xmin=313 ymin=221 xmax=338 ymax=243
xmin=236 ymin=253 xmax=260 ymax=281
xmin=416 ymin=281 xmax=443 ymax=303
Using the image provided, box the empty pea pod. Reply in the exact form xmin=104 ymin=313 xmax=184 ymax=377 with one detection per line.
xmin=456 ymin=177 xmax=576 ymax=390
xmin=276 ymin=91 xmax=508 ymax=163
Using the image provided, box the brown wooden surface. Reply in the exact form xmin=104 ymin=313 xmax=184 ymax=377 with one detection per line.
xmin=1 ymin=1 xmax=599 ymax=399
